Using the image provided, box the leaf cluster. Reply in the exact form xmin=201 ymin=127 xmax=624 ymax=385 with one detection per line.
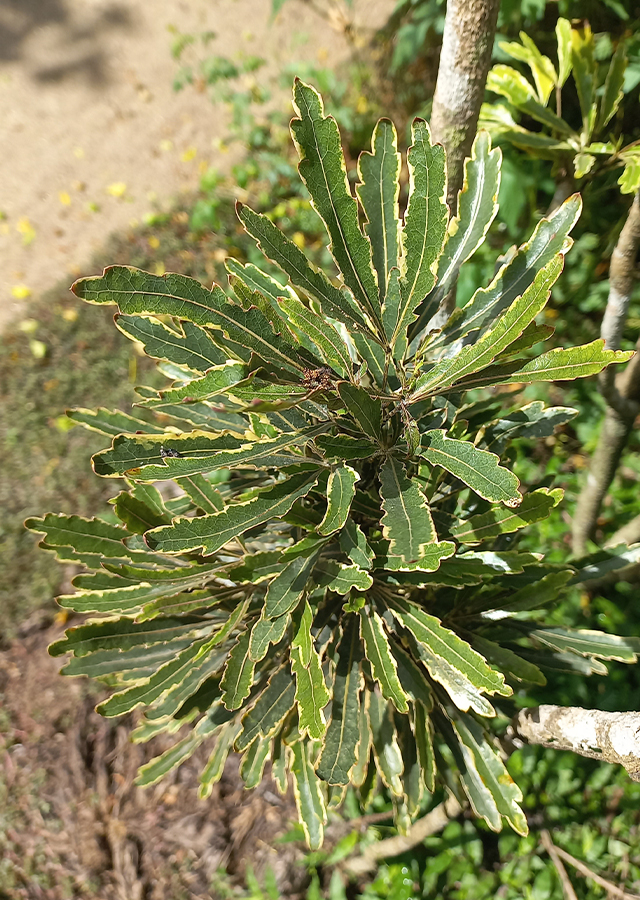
xmin=27 ymin=81 xmax=636 ymax=848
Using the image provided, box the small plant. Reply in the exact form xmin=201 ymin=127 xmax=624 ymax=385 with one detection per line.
xmin=28 ymin=81 xmax=636 ymax=849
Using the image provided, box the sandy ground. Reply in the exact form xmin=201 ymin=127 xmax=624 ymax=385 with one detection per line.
xmin=0 ymin=0 xmax=392 ymax=333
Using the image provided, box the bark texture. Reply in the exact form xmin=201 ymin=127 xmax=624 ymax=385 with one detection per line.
xmin=572 ymin=192 xmax=640 ymax=557
xmin=513 ymin=705 xmax=640 ymax=781
xmin=430 ymin=0 xmax=501 ymax=215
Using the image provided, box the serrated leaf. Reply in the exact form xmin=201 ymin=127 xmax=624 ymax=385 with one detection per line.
xmin=451 ymin=487 xmax=562 ymax=543
xmin=278 ymin=296 xmax=353 ymax=379
xmin=398 ymin=118 xmax=447 ymax=349
xmin=237 ymin=203 xmax=374 ymax=338
xmin=239 ymin=736 xmax=271 ymax=788
xmin=318 ymin=465 xmax=359 ymax=535
xmin=198 ymin=721 xmax=241 ymax=798
xmin=340 ymin=520 xmax=374 ymax=570
xmin=315 ymin=561 xmax=373 ymax=594
xmin=453 ymin=711 xmax=527 ymax=834
xmin=390 ymin=642 xmax=433 ymax=711
xmin=316 ymin=616 xmax=362 ymax=785
xmin=528 ymin=627 xmax=638 ymax=662
xmin=115 ymin=314 xmax=226 ymax=371
xmin=417 ymin=132 xmax=501 ymax=328
xmin=61 ymin=640 xmax=197 ymax=679
xmin=388 ymin=597 xmax=509 ymax=700
xmin=470 ymin=635 xmax=546 ymax=685
xmin=368 ymin=692 xmax=404 ymax=797
xmin=315 ymin=434 xmax=378 ymax=461
xmin=356 ymin=118 xmax=401 ymax=297
xmin=220 ymin=629 xmax=256 ymax=710
xmin=236 ymin=665 xmax=296 ymax=750
xmin=413 ymin=255 xmax=564 ymax=398
xmin=72 ymin=266 xmax=320 ymax=375
xmin=291 ymin=644 xmax=330 ymax=739
xmin=112 ymin=491 xmax=172 ymax=534
xmin=379 ymin=457 xmax=437 ymax=563
xmin=143 ymin=363 xmax=248 ymax=405
xmin=146 ymin=472 xmax=319 ymax=555
xmin=291 ymin=80 xmax=381 ymax=330
xmin=421 ymin=431 xmax=522 ymax=507
xmin=360 ymin=609 xmax=409 ymax=712
xmin=290 ymin=739 xmax=327 ymax=849
xmin=338 ymin=382 xmax=381 ymax=439
xmin=249 ymin=614 xmax=290 ymax=662
xmin=67 ymin=406 xmax=165 ymax=437
xmin=49 ymin=616 xmax=205 ymax=658
xmin=427 ymin=194 xmax=581 ymax=353
xmin=178 ymin=474 xmax=224 ymax=514
xmin=25 ymin=513 xmax=153 ymax=565
xmin=291 ymin=598 xmax=315 ymax=667
xmin=264 ymin=551 xmax=319 ymax=619
xmin=352 ymin=693 xmax=372 ymax=787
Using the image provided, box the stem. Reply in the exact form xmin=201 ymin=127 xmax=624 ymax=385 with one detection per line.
xmin=429 ymin=0 xmax=501 ymax=217
xmin=572 ymin=191 xmax=640 ymax=557
xmin=540 ymin=830 xmax=579 ymax=900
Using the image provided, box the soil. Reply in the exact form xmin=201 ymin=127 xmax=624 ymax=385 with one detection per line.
xmin=0 ymin=0 xmax=392 ymax=333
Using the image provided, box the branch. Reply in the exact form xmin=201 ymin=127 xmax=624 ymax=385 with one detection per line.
xmin=511 ymin=705 xmax=640 ymax=781
xmin=609 ymin=513 xmax=640 ymax=548
xmin=572 ymin=192 xmax=640 ymax=557
xmin=429 ymin=0 xmax=501 ymax=216
xmin=540 ymin=830 xmax=579 ymax=900
xmin=342 ymin=795 xmax=463 ymax=877
xmin=544 ymin=835 xmax=640 ymax=900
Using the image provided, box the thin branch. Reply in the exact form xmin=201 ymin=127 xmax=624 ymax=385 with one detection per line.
xmin=548 ymin=839 xmax=640 ymax=900
xmin=609 ymin=512 xmax=640 ymax=548
xmin=511 ymin=706 xmax=640 ymax=782
xmin=341 ymin=795 xmax=463 ymax=877
xmin=572 ymin=192 xmax=640 ymax=557
xmin=540 ymin=830 xmax=579 ymax=900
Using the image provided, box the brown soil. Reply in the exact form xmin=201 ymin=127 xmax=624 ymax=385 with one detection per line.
xmin=1 ymin=621 xmax=307 ymax=898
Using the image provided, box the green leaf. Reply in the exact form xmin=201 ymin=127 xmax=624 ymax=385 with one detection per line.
xmin=316 ymin=616 xmax=362 ymax=785
xmin=419 ymin=132 xmax=501 ymax=326
xmin=292 ymin=598 xmax=314 ymax=666
xmin=291 ymin=644 xmax=330 ymax=739
xmin=368 ymin=691 xmax=404 ymax=797
xmin=112 ymin=491 xmax=172 ymax=534
xmin=452 ymin=712 xmax=527 ymax=834
xmin=337 ymin=382 xmax=381 ymax=439
xmin=237 ymin=203 xmax=374 ymax=338
xmin=318 ymin=465 xmax=359 ymax=535
xmin=388 ymin=597 xmax=510 ymax=700
xmin=340 ymin=520 xmax=374 ymax=570
xmin=235 ymin=665 xmax=296 ymax=750
xmin=470 ymin=635 xmax=546 ymax=686
xmin=486 ymin=64 xmax=536 ymax=105
xmin=398 ymin=119 xmax=447 ymax=348
xmin=146 ymin=472 xmax=319 ymax=555
xmin=145 ymin=646 xmax=227 ymax=721
xmin=49 ymin=616 xmax=205 ymax=658
xmin=315 ymin=434 xmax=378 ymax=461
xmin=421 ymin=431 xmax=521 ymax=507
xmin=67 ymin=406 xmax=165 ymax=437
xmin=249 ymin=614 xmax=290 ymax=662
xmin=264 ymin=552 xmax=319 ymax=619
xmin=398 ymin=716 xmax=424 ymax=816
xmin=199 ymin=721 xmax=241 ymax=798
xmin=291 ymin=80 xmax=381 ymax=330
xmin=178 ymin=474 xmax=224 ymax=514
xmin=574 ymin=152 xmax=596 ymax=179
xmin=143 ymin=363 xmax=248 ymax=405
xmin=290 ymin=739 xmax=327 ymax=850
xmin=352 ymin=695 xmax=372 ymax=787
xmin=220 ymin=629 xmax=256 ymax=710
xmin=391 ymin=642 xmax=433 ymax=711
xmin=239 ymin=736 xmax=271 ymax=788
xmin=360 ymin=608 xmax=409 ymax=712
xmin=72 ymin=266 xmax=320 ymax=376
xmin=619 ymin=152 xmax=640 ymax=194
xmin=413 ymin=255 xmax=564 ymax=398
xmin=451 ymin=487 xmax=562 ymax=543
xmin=97 ymin=633 xmax=218 ymax=718
xmin=428 ymin=194 xmax=581 ymax=353
xmin=25 ymin=513 xmax=151 ymax=566
xmin=278 ymin=295 xmax=353 ymax=379
xmin=502 ymin=33 xmax=557 ymax=103
xmin=414 ymin=701 xmax=435 ymax=792
xmin=315 ymin=561 xmax=373 ymax=594
xmin=571 ymin=26 xmax=596 ymax=135
xmin=115 ymin=314 xmax=226 ymax=371
xmin=379 ymin=457 xmax=438 ymax=563
xmin=556 ymin=18 xmax=572 ymax=86
xmin=528 ymin=627 xmax=638 ymax=662
xmin=356 ymin=118 xmax=401 ymax=296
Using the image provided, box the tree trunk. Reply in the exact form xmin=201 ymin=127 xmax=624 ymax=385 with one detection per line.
xmin=430 ymin=0 xmax=501 ymax=216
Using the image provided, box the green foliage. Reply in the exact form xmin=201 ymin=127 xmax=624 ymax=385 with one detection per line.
xmin=482 ymin=18 xmax=640 ymax=193
xmin=29 ymin=81 xmax=636 ymax=849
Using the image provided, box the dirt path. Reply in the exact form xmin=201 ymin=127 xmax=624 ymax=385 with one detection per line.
xmin=0 ymin=0 xmax=392 ymax=333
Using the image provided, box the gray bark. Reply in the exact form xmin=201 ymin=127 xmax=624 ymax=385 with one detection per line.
xmin=430 ymin=0 xmax=501 ymax=216
xmin=572 ymin=192 xmax=640 ymax=557
xmin=512 ymin=705 xmax=640 ymax=782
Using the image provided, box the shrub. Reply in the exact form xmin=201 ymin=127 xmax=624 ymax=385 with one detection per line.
xmin=27 ymin=80 xmax=635 ymax=849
